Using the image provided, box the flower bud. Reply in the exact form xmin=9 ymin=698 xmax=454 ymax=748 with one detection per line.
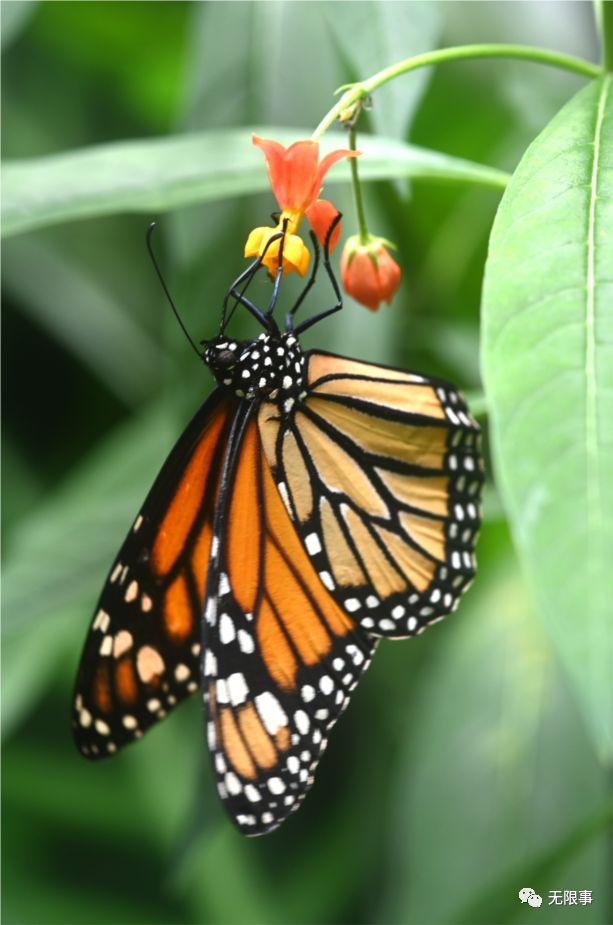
xmin=340 ymin=236 xmax=401 ymax=310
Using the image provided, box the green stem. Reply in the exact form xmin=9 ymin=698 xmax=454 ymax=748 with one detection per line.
xmin=313 ymin=43 xmax=601 ymax=139
xmin=595 ymin=0 xmax=613 ymax=72
xmin=348 ymin=126 xmax=369 ymax=244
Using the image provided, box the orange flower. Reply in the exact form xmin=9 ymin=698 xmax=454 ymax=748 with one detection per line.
xmin=245 ymin=135 xmax=358 ymax=276
xmin=340 ymin=235 xmax=401 ymax=311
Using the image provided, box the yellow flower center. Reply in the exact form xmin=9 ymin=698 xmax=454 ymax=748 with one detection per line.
xmin=244 ymin=208 xmax=310 ymax=277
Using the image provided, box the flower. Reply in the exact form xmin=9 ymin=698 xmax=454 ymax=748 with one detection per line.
xmin=340 ymin=235 xmax=401 ymax=310
xmin=245 ymin=135 xmax=358 ymax=276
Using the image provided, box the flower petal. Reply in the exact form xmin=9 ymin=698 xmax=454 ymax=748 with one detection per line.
xmin=244 ymin=225 xmax=271 ymax=258
xmin=244 ymin=222 xmax=310 ymax=277
xmin=306 ymin=199 xmax=342 ymax=250
xmin=314 ymin=148 xmax=360 ymax=197
xmin=260 ymin=232 xmax=310 ymax=277
xmin=377 ymin=250 xmax=402 ymax=304
xmin=282 ymin=140 xmax=320 ymax=211
xmin=340 ymin=247 xmax=380 ymax=310
xmin=280 ymin=233 xmax=311 ymax=276
xmin=252 ymin=135 xmax=289 ymax=208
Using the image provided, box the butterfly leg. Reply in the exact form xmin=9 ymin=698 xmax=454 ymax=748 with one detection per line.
xmin=293 ymin=213 xmax=343 ymax=336
xmin=265 ymin=217 xmax=290 ymax=318
xmin=221 ymin=232 xmax=286 ymax=332
xmin=285 ymin=231 xmax=321 ymax=332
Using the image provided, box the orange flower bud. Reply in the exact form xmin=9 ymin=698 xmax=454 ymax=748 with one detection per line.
xmin=340 ymin=236 xmax=401 ymax=310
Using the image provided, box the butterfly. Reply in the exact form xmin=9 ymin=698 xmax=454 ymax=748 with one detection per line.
xmin=72 ymin=218 xmax=483 ymax=836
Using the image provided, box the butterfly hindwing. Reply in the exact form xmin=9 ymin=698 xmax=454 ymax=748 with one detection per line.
xmin=259 ymin=352 xmax=484 ymax=639
xmin=72 ymin=391 xmax=236 ymax=758
xmin=201 ymin=410 xmax=377 ymax=836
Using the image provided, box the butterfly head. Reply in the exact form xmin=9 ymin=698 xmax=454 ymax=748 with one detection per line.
xmin=202 ymin=333 xmax=306 ymax=406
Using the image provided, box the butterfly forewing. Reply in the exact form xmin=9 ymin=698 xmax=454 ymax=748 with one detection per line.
xmin=72 ymin=392 xmax=236 ymax=758
xmin=201 ymin=411 xmax=377 ymax=835
xmin=259 ymin=352 xmax=484 ymax=639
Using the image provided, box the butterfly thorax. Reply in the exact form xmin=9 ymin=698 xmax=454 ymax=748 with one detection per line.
xmin=202 ymin=332 xmax=306 ymax=408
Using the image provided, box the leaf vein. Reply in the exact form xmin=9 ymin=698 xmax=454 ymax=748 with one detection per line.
xmin=585 ymin=77 xmax=609 ymax=591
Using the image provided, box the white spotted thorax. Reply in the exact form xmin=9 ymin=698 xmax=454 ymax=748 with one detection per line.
xmin=203 ymin=332 xmax=307 ymax=413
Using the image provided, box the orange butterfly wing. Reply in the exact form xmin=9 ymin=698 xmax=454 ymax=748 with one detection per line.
xmin=259 ymin=352 xmax=484 ymax=638
xmin=72 ymin=392 xmax=235 ymax=757
xmin=202 ymin=410 xmax=377 ymax=836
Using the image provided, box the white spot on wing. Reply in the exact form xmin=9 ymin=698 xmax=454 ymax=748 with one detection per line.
xmin=204 ymin=650 xmax=217 ymax=677
xmin=99 ymin=635 xmax=113 ymax=657
xmin=175 ymin=663 xmax=191 ymax=682
xmin=219 ymin=613 xmax=236 ymax=644
xmin=113 ymin=630 xmax=133 ymax=658
xmin=227 ymin=672 xmax=249 ymax=706
xmin=93 ymin=609 xmax=111 ymax=633
xmin=218 ymin=573 xmax=231 ymax=596
xmin=277 ymin=481 xmax=291 ymax=513
xmin=255 ymin=691 xmax=288 ymax=734
xmin=225 ymin=772 xmax=242 ymax=795
xmin=136 ymin=646 xmax=165 ymax=683
xmin=305 ymin=533 xmax=322 ymax=555
xmin=268 ymin=776 xmax=285 ymax=795
xmin=205 ymin=598 xmax=217 ymax=626
xmin=238 ymin=629 xmax=255 ymax=653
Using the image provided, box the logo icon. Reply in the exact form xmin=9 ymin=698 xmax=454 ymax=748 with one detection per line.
xmin=519 ymin=888 xmax=543 ymax=908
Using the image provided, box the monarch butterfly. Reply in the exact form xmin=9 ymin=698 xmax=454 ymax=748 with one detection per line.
xmin=72 ymin=218 xmax=483 ymax=836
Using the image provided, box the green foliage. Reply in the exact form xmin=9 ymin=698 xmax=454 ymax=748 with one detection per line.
xmin=482 ymin=77 xmax=613 ymax=761
xmin=1 ymin=129 xmax=508 ymax=238
xmin=382 ymin=529 xmax=612 ymax=924
xmin=2 ymin=3 xmax=610 ymax=925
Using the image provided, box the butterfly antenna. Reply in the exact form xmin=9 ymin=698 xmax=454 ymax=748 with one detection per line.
xmin=146 ymin=223 xmax=201 ymax=360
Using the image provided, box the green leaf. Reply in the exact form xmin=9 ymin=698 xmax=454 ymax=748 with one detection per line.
xmin=181 ymin=3 xmax=344 ymax=133
xmin=322 ymin=1 xmax=441 ymax=139
xmin=3 ymin=235 xmax=167 ymax=405
xmin=1 ymin=0 xmax=37 ymax=50
xmin=380 ymin=534 xmax=611 ymax=924
xmin=481 ymin=78 xmax=613 ymax=760
xmin=1 ymin=128 xmax=510 ymax=238
xmin=1 ymin=403 xmax=178 ymax=643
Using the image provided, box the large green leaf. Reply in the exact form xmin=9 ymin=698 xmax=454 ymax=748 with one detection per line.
xmin=0 ymin=0 xmax=37 ymax=50
xmin=1 ymin=404 xmax=178 ymax=639
xmin=482 ymin=78 xmax=613 ymax=761
xmin=3 ymin=235 xmax=166 ymax=405
xmin=380 ymin=536 xmax=611 ymax=924
xmin=1 ymin=128 xmax=509 ymax=238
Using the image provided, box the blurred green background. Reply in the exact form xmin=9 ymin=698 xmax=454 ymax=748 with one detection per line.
xmin=2 ymin=3 xmax=610 ymax=924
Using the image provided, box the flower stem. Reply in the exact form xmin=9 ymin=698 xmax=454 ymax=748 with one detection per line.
xmin=348 ymin=126 xmax=369 ymax=244
xmin=595 ymin=0 xmax=613 ymax=72
xmin=312 ymin=43 xmax=601 ymax=139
